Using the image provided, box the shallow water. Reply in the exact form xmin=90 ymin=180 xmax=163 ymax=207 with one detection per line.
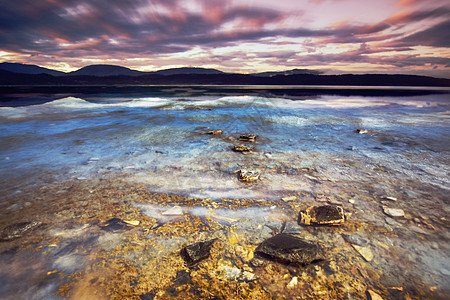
xmin=0 ymin=87 xmax=449 ymax=299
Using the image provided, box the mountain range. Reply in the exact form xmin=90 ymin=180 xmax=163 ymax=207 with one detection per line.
xmin=1 ymin=62 xmax=449 ymax=87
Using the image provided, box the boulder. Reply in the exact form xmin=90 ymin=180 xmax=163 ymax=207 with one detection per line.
xmin=255 ymin=233 xmax=325 ymax=265
xmin=298 ymin=205 xmax=345 ymax=226
xmin=180 ymin=239 xmax=217 ymax=265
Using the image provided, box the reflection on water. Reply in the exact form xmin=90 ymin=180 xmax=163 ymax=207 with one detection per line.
xmin=0 ymin=89 xmax=449 ymax=299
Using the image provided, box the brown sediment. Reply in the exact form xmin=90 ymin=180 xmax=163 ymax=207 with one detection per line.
xmin=0 ymin=177 xmax=448 ymax=299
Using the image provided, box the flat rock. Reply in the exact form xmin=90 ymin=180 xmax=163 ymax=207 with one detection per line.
xmin=298 ymin=205 xmax=345 ymax=226
xmin=383 ymin=206 xmax=404 ymax=217
xmin=0 ymin=221 xmax=43 ymax=241
xmin=239 ymin=134 xmax=257 ymax=141
xmin=255 ymin=233 xmax=325 ymax=265
xmin=352 ymin=245 xmax=373 ymax=262
xmin=342 ymin=234 xmax=369 ymax=247
xmin=180 ymin=239 xmax=217 ymax=265
xmin=233 ymin=145 xmax=254 ymax=152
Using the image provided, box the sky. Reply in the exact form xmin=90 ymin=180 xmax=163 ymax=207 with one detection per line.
xmin=0 ymin=0 xmax=449 ymax=77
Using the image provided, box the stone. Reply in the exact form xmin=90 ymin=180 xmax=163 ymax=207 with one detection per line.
xmin=352 ymin=245 xmax=373 ymax=262
xmin=0 ymin=221 xmax=43 ymax=241
xmin=298 ymin=205 xmax=345 ymax=226
xmin=342 ymin=234 xmax=369 ymax=247
xmin=282 ymin=196 xmax=297 ymax=202
xmin=206 ymin=129 xmax=223 ymax=135
xmin=355 ymin=129 xmax=370 ymax=134
xmin=255 ymin=233 xmax=325 ymax=266
xmin=367 ymin=290 xmax=384 ymax=300
xmin=218 ymin=265 xmax=256 ymax=282
xmin=238 ymin=169 xmax=260 ymax=182
xmin=162 ymin=205 xmax=184 ymax=215
xmin=233 ymin=145 xmax=254 ymax=152
xmin=101 ymin=218 xmax=134 ymax=232
xmin=287 ymin=276 xmax=298 ymax=288
xmin=382 ymin=207 xmax=404 ymax=217
xmin=239 ymin=134 xmax=257 ymax=141
xmin=383 ymin=196 xmax=397 ymax=201
xmin=180 ymin=239 xmax=217 ymax=265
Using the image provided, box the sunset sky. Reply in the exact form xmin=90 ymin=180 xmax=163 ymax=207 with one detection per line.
xmin=0 ymin=0 xmax=449 ymax=77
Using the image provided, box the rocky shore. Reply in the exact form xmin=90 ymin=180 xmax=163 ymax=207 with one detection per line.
xmin=0 ymin=175 xmax=449 ymax=299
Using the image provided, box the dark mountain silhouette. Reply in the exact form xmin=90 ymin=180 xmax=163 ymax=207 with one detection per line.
xmin=67 ymin=64 xmax=143 ymax=77
xmin=0 ymin=62 xmax=449 ymax=87
xmin=0 ymin=62 xmax=65 ymax=76
xmin=252 ymin=68 xmax=322 ymax=77
xmin=154 ymin=67 xmax=225 ymax=75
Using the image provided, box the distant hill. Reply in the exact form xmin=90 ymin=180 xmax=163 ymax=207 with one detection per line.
xmin=253 ymin=68 xmax=322 ymax=77
xmin=154 ymin=67 xmax=225 ymax=75
xmin=0 ymin=62 xmax=449 ymax=87
xmin=0 ymin=62 xmax=66 ymax=76
xmin=67 ymin=64 xmax=143 ymax=77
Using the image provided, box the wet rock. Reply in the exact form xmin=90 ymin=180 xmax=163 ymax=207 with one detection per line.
xmin=101 ymin=218 xmax=135 ymax=232
xmin=255 ymin=233 xmax=325 ymax=266
xmin=239 ymin=134 xmax=257 ymax=142
xmin=206 ymin=129 xmax=223 ymax=135
xmin=342 ymin=234 xmax=369 ymax=247
xmin=233 ymin=145 xmax=254 ymax=152
xmin=382 ymin=207 xmax=404 ymax=217
xmin=0 ymin=221 xmax=43 ymax=241
xmin=355 ymin=129 xmax=371 ymax=134
xmin=218 ymin=265 xmax=256 ymax=282
xmin=180 ymin=239 xmax=217 ymax=266
xmin=298 ymin=205 xmax=345 ymax=226
xmin=352 ymin=245 xmax=373 ymax=262
xmin=238 ymin=169 xmax=260 ymax=182
xmin=367 ymin=289 xmax=383 ymax=300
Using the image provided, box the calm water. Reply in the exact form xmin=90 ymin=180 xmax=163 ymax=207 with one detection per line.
xmin=0 ymin=86 xmax=449 ymax=299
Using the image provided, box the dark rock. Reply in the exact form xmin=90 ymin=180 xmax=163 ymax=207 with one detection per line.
xmin=298 ymin=205 xmax=345 ymax=226
xmin=239 ymin=134 xmax=257 ymax=141
xmin=206 ymin=129 xmax=223 ymax=135
xmin=101 ymin=218 xmax=134 ymax=232
xmin=180 ymin=239 xmax=217 ymax=265
xmin=233 ymin=145 xmax=254 ymax=152
xmin=0 ymin=221 xmax=43 ymax=241
xmin=255 ymin=233 xmax=325 ymax=266
xmin=341 ymin=234 xmax=369 ymax=247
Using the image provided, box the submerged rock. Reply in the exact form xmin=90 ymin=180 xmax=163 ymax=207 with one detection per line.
xmin=0 ymin=221 xmax=43 ymax=241
xmin=383 ymin=207 xmax=404 ymax=217
xmin=255 ymin=233 xmax=325 ymax=266
xmin=238 ymin=169 xmax=260 ymax=182
xmin=162 ymin=205 xmax=184 ymax=216
xmin=342 ymin=234 xmax=369 ymax=247
xmin=101 ymin=218 xmax=135 ymax=232
xmin=298 ymin=205 xmax=345 ymax=226
xmin=352 ymin=244 xmax=374 ymax=262
xmin=239 ymin=134 xmax=257 ymax=141
xmin=233 ymin=145 xmax=254 ymax=152
xmin=180 ymin=239 xmax=217 ymax=266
